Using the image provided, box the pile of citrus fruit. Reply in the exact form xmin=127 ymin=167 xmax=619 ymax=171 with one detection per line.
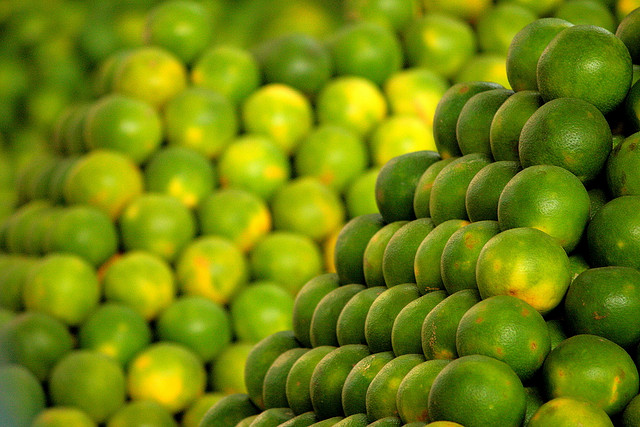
xmin=202 ymin=8 xmax=640 ymax=427
xmin=2 ymin=0 xmax=640 ymax=426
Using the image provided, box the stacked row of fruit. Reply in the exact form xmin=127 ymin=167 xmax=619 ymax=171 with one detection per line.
xmin=0 ymin=0 xmax=591 ymax=426
xmin=202 ymin=9 xmax=640 ymax=427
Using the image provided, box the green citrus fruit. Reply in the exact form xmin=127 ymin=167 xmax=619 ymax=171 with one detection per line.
xmin=617 ymin=6 xmax=640 ymax=64
xmin=316 ymin=76 xmax=387 ymax=137
xmin=456 ymin=295 xmax=551 ymax=381
xmin=0 ymin=311 xmax=73 ymax=381
xmin=242 ymin=83 xmax=313 ymax=154
xmin=210 ymin=342 xmax=253 ymax=395
xmin=454 ymin=53 xmax=511 ymax=89
xmin=396 ymin=359 xmax=450 ymax=424
xmin=440 ymin=221 xmax=501 ymax=293
xmin=263 ymin=347 xmax=311 ymax=409
xmin=176 ymin=235 xmax=247 ymax=304
xmin=466 ymin=162 xmax=522 ymax=222
xmin=528 ymin=397 xmax=614 ymax=427
xmin=421 ymin=289 xmax=481 ymax=360
xmin=363 ymin=221 xmax=408 ymax=288
xmin=191 ymin=45 xmax=260 ymax=105
xmin=413 ymin=158 xmax=457 ymax=219
xmin=84 ymin=94 xmax=162 ymax=163
xmin=164 ymin=87 xmax=238 ymax=159
xmin=294 ymin=125 xmax=368 ymax=193
xmin=403 ymin=13 xmax=476 ymax=79
xmin=427 ymin=355 xmax=526 ymax=427
xmin=336 ymin=286 xmax=386 ymax=346
xmin=518 ymin=97 xmax=613 ymax=183
xmin=346 ymin=167 xmax=382 ymax=218
xmin=498 ymin=164 xmax=591 ymax=252
xmin=565 ymin=266 xmax=640 ymax=348
xmin=476 ymin=3 xmax=536 ymax=55
xmin=344 ymin=0 xmax=420 ymax=31
xmin=383 ymin=68 xmax=449 ymax=127
xmin=127 ymin=342 xmax=206 ymax=413
xmin=22 ymin=253 xmax=100 ymax=326
xmin=382 ymin=218 xmax=435 ymax=288
xmin=0 ymin=364 xmax=46 ymax=427
xmin=414 ymin=219 xmax=470 ymax=294
xmin=244 ymin=330 xmax=301 ymax=410
xmin=489 ymin=90 xmax=544 ymax=161
xmin=49 ymin=350 xmax=126 ymax=423
xmin=310 ymin=284 xmax=366 ymax=347
xmin=182 ymin=393 xmax=225 ymax=427
xmin=422 ymin=0 xmax=492 ymax=22
xmin=292 ymin=273 xmax=340 ymax=347
xmin=63 ymin=150 xmax=143 ymax=220
xmin=371 ymin=115 xmax=437 ymax=167
xmin=476 ymin=227 xmax=571 ymax=314
xmin=429 ymin=153 xmax=492 ymax=225
xmin=543 ymin=334 xmax=639 ymax=415
xmin=218 ymin=134 xmax=290 ymax=201
xmin=144 ymin=146 xmax=216 ymax=208
xmin=607 ymin=131 xmax=640 ymax=197
xmin=554 ymin=0 xmax=616 ymax=32
xmin=198 ymin=188 xmax=271 ymax=252
xmin=392 ymin=290 xmax=447 ymax=356
xmin=44 ymin=205 xmax=118 ymax=267
xmin=106 ymin=400 xmax=176 ymax=427
xmin=198 ymin=394 xmax=259 ymax=427
xmin=119 ymin=193 xmax=196 ymax=262
xmin=587 ymin=196 xmax=640 ymax=269
xmin=144 ymin=0 xmax=212 ymax=64
xmin=231 ymin=281 xmax=295 ymax=344
xmin=112 ymin=46 xmax=187 ymax=108
xmin=456 ymin=88 xmax=514 ymax=157
xmin=256 ymin=33 xmax=332 ymax=96
xmin=334 ymin=213 xmax=385 ymax=285
xmin=367 ymin=354 xmax=426 ymax=421
xmin=79 ymin=303 xmax=151 ymax=366
xmin=32 ymin=407 xmax=97 ymax=427
xmin=365 ymin=283 xmax=421 ymax=353
xmin=271 ymin=177 xmax=345 ymax=242
xmin=506 ymin=18 xmax=573 ymax=92
xmin=537 ymin=24 xmax=632 ymax=114
xmin=376 ymin=150 xmax=441 ymax=223
xmin=103 ymin=251 xmax=175 ymax=320
xmin=157 ymin=295 xmax=231 ymax=362
xmin=310 ymin=344 xmax=371 ymax=419
xmin=286 ymin=345 xmax=336 ymax=415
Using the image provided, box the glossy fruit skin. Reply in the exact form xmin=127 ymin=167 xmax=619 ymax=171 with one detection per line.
xmin=537 ymin=25 xmax=633 ymax=115
xmin=542 ymin=334 xmax=639 ymax=415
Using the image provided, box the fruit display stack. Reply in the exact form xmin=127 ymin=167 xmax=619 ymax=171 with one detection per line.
xmin=202 ymin=9 xmax=640 ymax=427
xmin=1 ymin=0 xmax=640 ymax=426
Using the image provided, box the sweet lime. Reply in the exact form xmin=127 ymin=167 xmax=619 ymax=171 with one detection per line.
xmin=157 ymin=295 xmax=232 ymax=362
xmin=127 ymin=342 xmax=206 ymax=413
xmin=103 ymin=251 xmax=175 ymax=320
xmin=49 ymin=350 xmax=126 ymax=423
xmin=164 ymin=87 xmax=238 ymax=159
xmin=176 ymin=235 xmax=247 ymax=305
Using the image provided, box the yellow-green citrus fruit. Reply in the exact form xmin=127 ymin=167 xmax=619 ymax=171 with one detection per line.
xmin=144 ymin=146 xmax=216 ymax=209
xmin=476 ymin=227 xmax=571 ymax=314
xmin=164 ymin=87 xmax=238 ymax=159
xmin=78 ymin=303 xmax=151 ymax=367
xmin=127 ymin=342 xmax=206 ymax=414
xmin=191 ymin=45 xmax=260 ymax=105
xmin=102 ymin=251 xmax=175 ymax=321
xmin=242 ymin=83 xmax=313 ymax=154
xmin=528 ymin=397 xmax=614 ymax=427
xmin=606 ymin=131 xmax=640 ymax=197
xmin=49 ymin=350 xmax=126 ymax=423
xmin=498 ymin=164 xmax=590 ymax=252
xmin=176 ymin=235 xmax=247 ymax=304
xmin=403 ymin=14 xmax=476 ymax=79
xmin=144 ymin=0 xmax=212 ymax=64
xmin=317 ymin=76 xmax=387 ymax=137
xmin=113 ymin=46 xmax=187 ymax=108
